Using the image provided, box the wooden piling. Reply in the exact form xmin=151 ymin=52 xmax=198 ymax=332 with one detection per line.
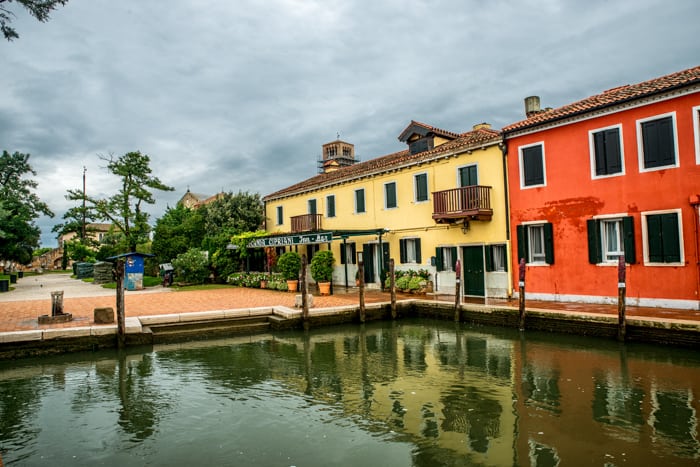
xmin=301 ymin=255 xmax=309 ymax=330
xmin=358 ymin=259 xmax=366 ymax=323
xmin=518 ymin=258 xmax=526 ymax=331
xmin=617 ymin=255 xmax=626 ymax=342
xmin=115 ymin=259 xmax=125 ymax=349
xmin=454 ymin=259 xmax=461 ymax=322
xmin=390 ymin=259 xmax=396 ymax=319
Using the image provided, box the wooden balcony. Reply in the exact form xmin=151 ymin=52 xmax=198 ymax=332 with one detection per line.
xmin=432 ymin=186 xmax=493 ymax=223
xmin=291 ymin=214 xmax=322 ymax=233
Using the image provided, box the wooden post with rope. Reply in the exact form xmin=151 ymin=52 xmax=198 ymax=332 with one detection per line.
xmin=617 ymin=255 xmax=626 ymax=342
xmin=518 ymin=258 xmax=526 ymax=331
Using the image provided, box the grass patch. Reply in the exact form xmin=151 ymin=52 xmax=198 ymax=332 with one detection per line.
xmin=82 ymin=277 xmax=94 ymax=283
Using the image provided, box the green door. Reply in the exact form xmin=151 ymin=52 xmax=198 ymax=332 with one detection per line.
xmin=462 ymin=246 xmax=484 ymax=296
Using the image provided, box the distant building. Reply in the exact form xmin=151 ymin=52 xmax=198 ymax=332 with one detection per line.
xmin=178 ymin=188 xmax=224 ymax=209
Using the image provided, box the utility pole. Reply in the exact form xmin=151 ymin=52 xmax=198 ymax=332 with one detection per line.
xmin=81 ymin=166 xmax=87 ymax=240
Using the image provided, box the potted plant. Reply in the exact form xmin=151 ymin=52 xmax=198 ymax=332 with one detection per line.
xmin=277 ymin=251 xmax=301 ymax=292
xmin=310 ymin=250 xmax=335 ymax=295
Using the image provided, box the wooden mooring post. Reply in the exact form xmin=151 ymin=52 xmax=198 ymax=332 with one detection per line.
xmin=390 ymin=259 xmax=397 ymax=319
xmin=115 ymin=259 xmax=126 ymax=349
xmin=301 ymin=255 xmax=309 ymax=330
xmin=454 ymin=259 xmax=461 ymax=322
xmin=358 ymin=255 xmax=366 ymax=323
xmin=617 ymin=255 xmax=626 ymax=342
xmin=518 ymin=258 xmax=526 ymax=331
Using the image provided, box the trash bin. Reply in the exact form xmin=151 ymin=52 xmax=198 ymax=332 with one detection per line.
xmin=9 ymin=274 xmax=17 ymax=284
xmin=0 ymin=279 xmax=8 ymax=292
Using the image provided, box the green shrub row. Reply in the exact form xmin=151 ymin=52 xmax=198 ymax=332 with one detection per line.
xmin=384 ymin=268 xmax=431 ymax=290
xmin=227 ymin=272 xmax=288 ymax=291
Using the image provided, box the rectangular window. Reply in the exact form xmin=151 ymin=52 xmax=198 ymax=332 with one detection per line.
xmin=326 ymin=195 xmax=335 ymax=218
xmin=693 ymin=106 xmax=700 ymax=164
xmin=399 ymin=238 xmax=421 ymax=264
xmin=587 ymin=216 xmax=636 ymax=264
xmin=643 ymin=211 xmax=682 ymax=264
xmin=384 ymin=182 xmax=397 ymax=209
xmin=435 ymin=246 xmax=457 ymax=272
xmin=516 ymin=222 xmax=554 ymax=265
xmin=485 ymin=244 xmax=508 ymax=272
xmin=519 ymin=143 xmax=546 ymax=188
xmin=355 ymin=189 xmax=366 ymax=213
xmin=276 ymin=206 xmax=283 ymax=225
xmin=340 ymin=242 xmax=356 ymax=264
xmin=414 ymin=173 xmax=428 ymax=202
xmin=638 ymin=114 xmax=678 ymax=170
xmin=308 ymin=199 xmax=317 ymax=214
xmin=590 ymin=125 xmax=623 ymax=177
xmin=458 ymin=165 xmax=478 ymax=187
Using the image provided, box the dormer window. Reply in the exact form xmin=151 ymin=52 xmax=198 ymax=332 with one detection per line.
xmin=408 ymin=137 xmax=433 ymax=155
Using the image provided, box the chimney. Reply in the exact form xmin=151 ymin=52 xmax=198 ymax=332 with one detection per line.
xmin=524 ymin=96 xmax=541 ymax=118
xmin=472 ymin=122 xmax=491 ymax=131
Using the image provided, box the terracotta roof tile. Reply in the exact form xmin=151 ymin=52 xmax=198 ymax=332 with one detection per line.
xmin=264 ymin=126 xmax=502 ymax=201
xmin=503 ymin=65 xmax=700 ymax=133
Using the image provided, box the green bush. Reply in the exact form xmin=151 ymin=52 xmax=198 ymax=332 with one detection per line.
xmin=277 ymin=251 xmax=301 ymax=281
xmin=310 ymin=250 xmax=335 ymax=282
xmin=172 ymin=248 xmax=209 ymax=284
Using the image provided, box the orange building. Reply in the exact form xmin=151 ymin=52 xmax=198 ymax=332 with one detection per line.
xmin=503 ymin=66 xmax=700 ymax=310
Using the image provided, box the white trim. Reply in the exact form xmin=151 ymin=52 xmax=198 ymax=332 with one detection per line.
xmin=640 ymin=208 xmax=684 ymax=266
xmin=456 ymin=163 xmax=479 ymax=186
xmin=413 ymin=171 xmax=430 ymax=203
xmin=383 ymin=180 xmax=398 ymax=210
xmin=518 ymin=141 xmax=547 ymax=189
xmin=636 ymin=111 xmax=680 ymax=173
xmin=588 ymin=123 xmax=625 ymax=179
xmin=512 ymin=291 xmax=700 ymax=310
xmin=693 ymin=105 xmax=700 ymax=165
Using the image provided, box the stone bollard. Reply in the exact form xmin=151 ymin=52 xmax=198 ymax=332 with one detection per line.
xmin=294 ymin=294 xmax=313 ymax=308
xmin=94 ymin=307 xmax=115 ymax=324
xmin=51 ymin=291 xmax=64 ymax=316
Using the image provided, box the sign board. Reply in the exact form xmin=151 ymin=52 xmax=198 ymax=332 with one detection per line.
xmin=247 ymin=232 xmax=333 ymax=248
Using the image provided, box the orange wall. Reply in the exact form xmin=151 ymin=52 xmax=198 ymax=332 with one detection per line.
xmin=507 ymin=92 xmax=700 ymax=306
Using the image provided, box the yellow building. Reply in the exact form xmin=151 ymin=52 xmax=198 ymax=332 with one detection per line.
xmin=263 ymin=121 xmax=512 ymax=298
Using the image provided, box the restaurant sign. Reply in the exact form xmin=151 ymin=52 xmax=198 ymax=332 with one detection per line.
xmin=247 ymin=232 xmax=332 ymax=248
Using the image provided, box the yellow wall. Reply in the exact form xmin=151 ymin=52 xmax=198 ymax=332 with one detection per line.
xmin=265 ymin=141 xmax=512 ymax=297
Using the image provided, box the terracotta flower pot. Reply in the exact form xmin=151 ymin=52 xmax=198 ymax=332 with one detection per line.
xmin=318 ymin=281 xmax=331 ymax=295
xmin=286 ymin=280 xmax=298 ymax=292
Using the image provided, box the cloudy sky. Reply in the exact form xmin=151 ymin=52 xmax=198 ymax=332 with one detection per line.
xmin=1 ymin=0 xmax=697 ymax=247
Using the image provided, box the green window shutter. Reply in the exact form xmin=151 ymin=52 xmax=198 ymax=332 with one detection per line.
xmin=450 ymin=247 xmax=457 ymax=272
xmin=350 ymin=243 xmax=356 ymax=264
xmin=415 ymin=239 xmax=422 ymax=264
xmin=385 ymin=183 xmax=397 ymax=208
xmin=485 ymin=245 xmax=493 ymax=272
xmin=593 ymin=132 xmax=607 ymax=176
xmin=340 ymin=242 xmax=347 ymax=264
xmin=516 ymin=225 xmax=528 ymax=263
xmin=522 ymin=146 xmax=544 ymax=186
xmin=622 ymin=216 xmax=636 ymax=264
xmin=544 ymin=222 xmax=555 ymax=264
xmin=587 ymin=219 xmax=601 ymax=264
xmin=356 ymin=189 xmax=365 ymax=213
xmin=327 ymin=196 xmax=335 ymax=217
xmin=647 ymin=214 xmax=664 ymax=262
xmin=435 ymin=248 xmax=444 ymax=271
xmin=661 ymin=214 xmax=681 ymax=262
xmin=415 ymin=174 xmax=428 ymax=201
xmin=400 ymin=239 xmax=407 ymax=264
xmin=605 ymin=129 xmax=622 ymax=174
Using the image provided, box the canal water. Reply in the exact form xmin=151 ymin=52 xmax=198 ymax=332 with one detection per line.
xmin=1 ymin=319 xmax=699 ymax=466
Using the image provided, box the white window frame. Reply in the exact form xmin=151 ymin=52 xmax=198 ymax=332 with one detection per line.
xmin=489 ymin=244 xmax=507 ymax=272
xmin=384 ymin=181 xmax=398 ymax=210
xmin=457 ymin=163 xmax=479 ymax=186
xmin=693 ymin=105 xmax=700 ymax=165
xmin=589 ymin=123 xmax=625 ymax=179
xmin=414 ymin=172 xmax=429 ymax=203
xmin=636 ymin=112 xmax=679 ymax=173
xmin=438 ymin=246 xmax=454 ymax=272
xmin=600 ymin=218 xmax=624 ymax=263
xmin=518 ymin=141 xmax=547 ymax=189
xmin=641 ymin=208 xmax=684 ymax=266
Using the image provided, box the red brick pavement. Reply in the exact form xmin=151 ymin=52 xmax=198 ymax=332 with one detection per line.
xmin=1 ymin=286 xmax=698 ymax=333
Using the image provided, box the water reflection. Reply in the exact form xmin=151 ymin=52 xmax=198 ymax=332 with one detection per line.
xmin=0 ymin=320 xmax=699 ymax=466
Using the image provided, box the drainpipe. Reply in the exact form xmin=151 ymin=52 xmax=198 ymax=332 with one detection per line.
xmin=500 ymin=139 xmax=513 ymax=298
xmin=690 ymin=195 xmax=700 ymax=309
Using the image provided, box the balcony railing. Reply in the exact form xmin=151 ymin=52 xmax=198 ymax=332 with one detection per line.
xmin=291 ymin=214 xmax=323 ymax=233
xmin=432 ymin=185 xmax=493 ymax=223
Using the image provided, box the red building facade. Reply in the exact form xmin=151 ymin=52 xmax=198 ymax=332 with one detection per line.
xmin=504 ymin=66 xmax=700 ymax=310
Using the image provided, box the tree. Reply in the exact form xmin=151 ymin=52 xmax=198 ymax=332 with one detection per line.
xmin=51 ymin=204 xmax=100 ymax=247
xmin=66 ymin=151 xmax=174 ymax=253
xmin=1 ymin=0 xmax=68 ymax=41
xmin=151 ymin=204 xmax=205 ymax=265
xmin=0 ymin=150 xmax=54 ymax=263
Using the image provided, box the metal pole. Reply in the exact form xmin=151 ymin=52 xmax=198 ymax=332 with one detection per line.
xmin=518 ymin=258 xmax=526 ymax=331
xmin=81 ymin=166 xmax=87 ymax=240
xmin=617 ymin=255 xmax=626 ymax=342
xmin=390 ymin=259 xmax=396 ymax=319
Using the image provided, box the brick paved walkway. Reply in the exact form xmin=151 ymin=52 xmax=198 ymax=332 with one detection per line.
xmin=1 ymin=273 xmax=698 ymax=333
